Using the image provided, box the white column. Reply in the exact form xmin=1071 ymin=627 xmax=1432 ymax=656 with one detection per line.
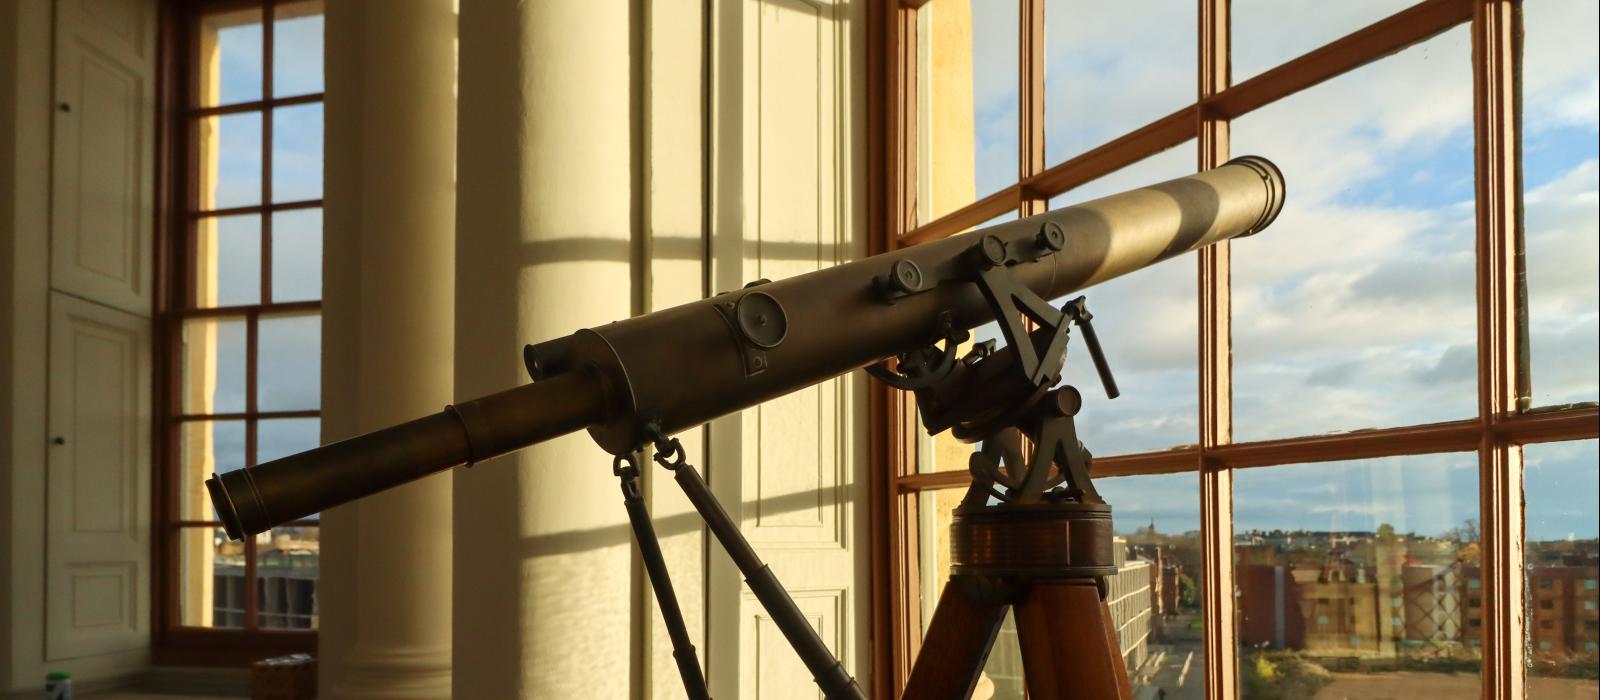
xmin=452 ymin=0 xmax=638 ymax=696
xmin=321 ymin=1 xmax=456 ymax=698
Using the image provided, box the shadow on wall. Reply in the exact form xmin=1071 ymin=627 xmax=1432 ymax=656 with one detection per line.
xmin=522 ymin=236 xmax=845 ymax=266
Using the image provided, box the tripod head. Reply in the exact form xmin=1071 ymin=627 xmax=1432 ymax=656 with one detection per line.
xmin=867 ymin=225 xmax=1118 ymax=510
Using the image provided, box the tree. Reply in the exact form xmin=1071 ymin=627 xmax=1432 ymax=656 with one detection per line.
xmin=1177 ymin=573 xmax=1199 ymax=610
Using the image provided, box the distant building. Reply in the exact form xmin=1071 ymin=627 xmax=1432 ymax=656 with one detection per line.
xmin=1528 ymin=563 xmax=1600 ymax=658
xmin=979 ymin=538 xmax=1158 ymax=697
xmin=1107 ymin=539 xmax=1155 ymax=673
xmin=1240 ymin=534 xmax=1599 ymax=663
xmin=213 ymin=529 xmax=320 ymax=630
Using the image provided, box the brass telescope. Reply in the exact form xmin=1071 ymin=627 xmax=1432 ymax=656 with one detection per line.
xmin=207 ymin=156 xmax=1284 ymax=541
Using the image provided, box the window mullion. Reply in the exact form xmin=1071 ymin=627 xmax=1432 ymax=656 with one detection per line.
xmin=1019 ymin=0 xmax=1045 ymax=217
xmin=1471 ymin=1 xmax=1526 ymax=698
xmin=1197 ymin=0 xmax=1236 ymax=698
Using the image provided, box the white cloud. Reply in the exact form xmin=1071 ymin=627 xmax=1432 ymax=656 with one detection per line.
xmin=949 ymin=0 xmax=1598 ymax=445
xmin=1231 ymin=0 xmax=1425 ymax=81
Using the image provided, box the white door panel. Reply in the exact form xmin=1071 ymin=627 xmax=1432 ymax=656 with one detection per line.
xmin=46 ymin=292 xmax=152 ymax=660
xmin=710 ymin=0 xmax=867 ymax=697
xmin=51 ymin=0 xmax=157 ymax=315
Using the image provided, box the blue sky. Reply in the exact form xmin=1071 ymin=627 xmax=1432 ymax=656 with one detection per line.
xmin=195 ymin=11 xmax=325 ymax=488
xmin=956 ymin=0 xmax=1598 ymax=541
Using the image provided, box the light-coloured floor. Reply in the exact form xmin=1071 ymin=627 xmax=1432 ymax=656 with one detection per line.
xmin=1314 ymin=671 xmax=1600 ymax=699
xmin=81 ymin=692 xmax=242 ymax=700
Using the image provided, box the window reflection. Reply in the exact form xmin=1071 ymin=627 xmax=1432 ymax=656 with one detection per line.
xmin=258 ymin=526 xmax=320 ymax=629
xmin=1049 ymin=145 xmax=1198 ymax=455
xmin=272 ymin=1 xmax=325 ymax=98
xmin=198 ymin=8 xmax=263 ymax=106
xmin=1232 ymin=26 xmax=1477 ymax=442
xmin=918 ymin=0 xmax=1018 ymax=223
xmin=1522 ymin=1 xmax=1599 ymax=409
xmin=181 ymin=317 xmax=247 ymax=415
xmin=918 ymin=473 xmax=1204 ymax=698
xmin=179 ymin=527 xmax=245 ymax=628
xmin=1098 ymin=473 xmax=1206 ymax=697
xmin=1234 ymin=455 xmax=1482 ymax=698
xmin=271 ymin=209 xmax=323 ymax=302
xmin=1232 ymin=0 xmax=1422 ymax=83
xmin=258 ymin=313 xmax=321 ymax=412
xmin=195 ymin=214 xmax=261 ymax=308
xmin=1043 ymin=0 xmax=1195 ymax=162
xmin=272 ymin=103 xmax=324 ymax=202
xmin=199 ymin=113 xmax=263 ymax=210
xmin=1523 ymin=440 xmax=1600 ymax=687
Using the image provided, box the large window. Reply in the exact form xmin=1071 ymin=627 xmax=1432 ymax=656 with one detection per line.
xmin=873 ymin=1 xmax=1598 ymax=698
xmin=157 ymin=0 xmax=324 ymax=660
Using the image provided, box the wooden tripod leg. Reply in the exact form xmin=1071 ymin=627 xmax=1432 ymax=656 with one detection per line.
xmin=1013 ymin=579 xmax=1133 ymax=700
xmin=902 ymin=578 xmax=1009 ymax=700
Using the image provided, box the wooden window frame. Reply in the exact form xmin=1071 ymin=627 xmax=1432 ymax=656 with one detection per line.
xmin=866 ymin=0 xmax=1600 ymax=697
xmin=153 ymin=0 xmax=321 ymax=665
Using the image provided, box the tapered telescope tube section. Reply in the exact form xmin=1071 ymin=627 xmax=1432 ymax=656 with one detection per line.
xmin=207 ymin=369 xmax=608 ymax=539
xmin=209 ymin=156 xmax=1284 ymax=538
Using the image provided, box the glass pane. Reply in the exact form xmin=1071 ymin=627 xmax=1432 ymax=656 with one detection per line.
xmin=258 ymin=313 xmax=320 ymax=411
xmin=1048 ymin=144 xmax=1198 ymax=455
xmin=179 ymin=420 xmax=247 ymax=521
xmin=916 ymin=318 xmax=1003 ymax=474
xmin=198 ymin=112 xmax=263 ymax=210
xmin=258 ymin=526 xmax=319 ymax=629
xmin=912 ymin=210 xmax=1013 ymax=475
xmin=271 ymin=208 xmax=322 ymax=302
xmin=272 ymin=103 xmax=323 ymax=203
xmin=181 ymin=317 xmax=247 ymax=415
xmin=1523 ymin=440 xmax=1600 ymax=692
xmin=257 ymin=417 xmax=320 ymax=465
xmin=1234 ymin=454 xmax=1482 ymax=698
xmin=179 ymin=526 xmax=245 ymax=628
xmin=198 ymin=8 xmax=263 ymax=106
xmin=272 ymin=1 xmax=325 ymax=98
xmin=1232 ymin=1 xmax=1422 ymax=83
xmin=917 ymin=489 xmax=1026 ymax=698
xmin=918 ymin=0 xmax=1018 ymax=223
xmin=194 ymin=214 xmax=260 ymax=308
xmin=1043 ymin=0 xmax=1195 ymax=163
xmin=1102 ymin=473 xmax=1206 ymax=695
xmin=920 ymin=475 xmax=1202 ymax=695
xmin=1523 ymin=1 xmax=1600 ymax=409
xmin=1231 ymin=26 xmax=1476 ymax=442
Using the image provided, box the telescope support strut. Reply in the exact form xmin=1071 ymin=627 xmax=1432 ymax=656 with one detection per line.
xmin=613 ymin=453 xmax=711 ymax=700
xmin=642 ymin=431 xmax=867 ymax=700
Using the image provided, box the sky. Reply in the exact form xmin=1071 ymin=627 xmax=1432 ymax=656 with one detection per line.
xmin=193 ymin=11 xmax=325 ymax=492
xmin=192 ymin=4 xmax=1599 ymax=542
xmin=955 ymin=0 xmax=1598 ymax=541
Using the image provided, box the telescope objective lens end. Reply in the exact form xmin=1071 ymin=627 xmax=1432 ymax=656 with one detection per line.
xmin=1223 ymin=155 xmax=1286 ymax=237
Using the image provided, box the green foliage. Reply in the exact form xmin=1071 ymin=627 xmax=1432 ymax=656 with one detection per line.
xmin=1176 ymin=572 xmax=1199 ymax=610
xmin=1240 ymin=651 xmax=1333 ymax=700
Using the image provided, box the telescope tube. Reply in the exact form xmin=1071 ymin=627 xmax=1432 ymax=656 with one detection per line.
xmin=209 ymin=156 xmax=1283 ymax=538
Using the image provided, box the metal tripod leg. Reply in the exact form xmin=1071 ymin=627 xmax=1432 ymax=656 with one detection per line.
xmin=1013 ymin=578 xmax=1133 ymax=700
xmin=669 ymin=462 xmax=867 ymax=699
xmin=615 ymin=459 xmax=711 ymax=700
xmin=902 ymin=577 xmax=1009 ymax=700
